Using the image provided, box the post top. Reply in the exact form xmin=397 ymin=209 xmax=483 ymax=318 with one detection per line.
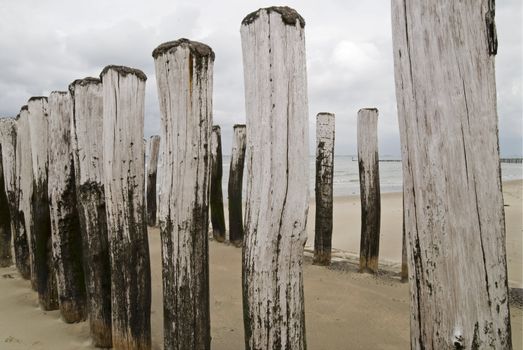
xmin=212 ymin=125 xmax=221 ymax=131
xmin=69 ymin=77 xmax=101 ymax=89
xmin=152 ymin=38 xmax=215 ymax=61
xmin=242 ymin=6 xmax=305 ymax=28
xmin=28 ymin=96 xmax=48 ymax=103
xmin=100 ymin=65 xmax=147 ymax=81
xmin=233 ymin=124 xmax=246 ymax=129
xmin=317 ymin=112 xmax=335 ymax=117
xmin=50 ymin=91 xmax=68 ymax=95
xmin=358 ymin=108 xmax=379 ymax=116
xmin=149 ymin=134 xmax=160 ymax=140
xmin=20 ymin=105 xmax=28 ymax=112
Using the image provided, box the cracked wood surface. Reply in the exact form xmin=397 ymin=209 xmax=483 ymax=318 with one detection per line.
xmin=228 ymin=124 xmax=246 ymax=246
xmin=391 ymin=1 xmax=511 ymax=348
xmin=210 ymin=125 xmax=226 ymax=242
xmin=241 ymin=7 xmax=309 ymax=350
xmin=48 ymin=91 xmax=87 ymax=323
xmin=15 ymin=109 xmax=33 ymax=281
xmin=154 ymin=38 xmax=213 ymax=350
xmin=313 ymin=112 xmax=335 ymax=266
xmin=101 ymin=66 xmax=151 ymax=350
xmin=70 ymin=78 xmax=112 ymax=347
xmin=357 ymin=108 xmax=381 ymax=274
xmin=146 ymin=135 xmax=160 ymax=227
xmin=27 ymin=97 xmax=59 ymax=311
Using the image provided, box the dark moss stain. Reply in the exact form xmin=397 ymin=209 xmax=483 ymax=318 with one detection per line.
xmin=228 ymin=127 xmax=246 ymax=245
xmin=100 ymin=65 xmax=147 ymax=81
xmin=242 ymin=6 xmax=305 ymax=28
xmin=210 ymin=125 xmax=226 ymax=242
xmin=28 ymin=96 xmax=48 ymax=102
xmin=152 ymin=38 xmax=215 ymax=61
xmin=485 ymin=0 xmax=497 ymax=55
xmin=0 ymin=150 xmax=13 ymax=266
xmin=20 ymin=105 xmax=28 ymax=112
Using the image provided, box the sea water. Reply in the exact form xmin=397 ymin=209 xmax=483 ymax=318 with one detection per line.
xmin=219 ymin=156 xmax=522 ymax=198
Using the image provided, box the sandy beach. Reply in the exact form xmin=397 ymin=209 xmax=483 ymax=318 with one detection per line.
xmin=0 ymin=180 xmax=521 ymax=349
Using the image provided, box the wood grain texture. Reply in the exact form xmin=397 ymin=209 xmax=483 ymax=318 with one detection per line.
xmin=401 ymin=193 xmax=408 ymax=282
xmin=146 ymin=135 xmax=160 ymax=227
xmin=101 ymin=66 xmax=151 ymax=350
xmin=153 ymin=38 xmax=213 ymax=350
xmin=69 ymin=77 xmax=112 ymax=347
xmin=241 ymin=7 xmax=309 ymax=349
xmin=48 ymin=91 xmax=87 ymax=323
xmin=210 ymin=125 xmax=226 ymax=242
xmin=0 ymin=118 xmax=16 ymax=267
xmin=313 ymin=112 xmax=335 ymax=266
xmin=227 ymin=124 xmax=246 ymax=246
xmin=357 ymin=108 xmax=380 ymax=274
xmin=28 ymin=97 xmax=59 ymax=311
xmin=15 ymin=109 xmax=34 ymax=281
xmin=391 ymin=1 xmax=511 ymax=348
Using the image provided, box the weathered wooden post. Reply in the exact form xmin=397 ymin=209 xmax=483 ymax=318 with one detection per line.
xmin=15 ymin=108 xmax=33 ymax=281
xmin=313 ymin=112 xmax=335 ymax=266
xmin=392 ymin=1 xmax=512 ymax=348
xmin=101 ymin=66 xmax=151 ymax=349
xmin=146 ymin=135 xmax=160 ymax=227
xmin=241 ymin=7 xmax=309 ymax=349
xmin=227 ymin=124 xmax=246 ymax=246
xmin=400 ymin=194 xmax=408 ymax=282
xmin=153 ymin=38 xmax=213 ymax=350
xmin=69 ymin=77 xmax=112 ymax=347
xmin=210 ymin=125 xmax=226 ymax=242
xmin=357 ymin=108 xmax=380 ymax=274
xmin=48 ymin=91 xmax=87 ymax=323
xmin=28 ymin=97 xmax=59 ymax=310
xmin=0 ymin=138 xmax=12 ymax=267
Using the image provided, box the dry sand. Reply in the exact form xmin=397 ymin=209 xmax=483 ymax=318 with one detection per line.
xmin=0 ymin=180 xmax=521 ymax=349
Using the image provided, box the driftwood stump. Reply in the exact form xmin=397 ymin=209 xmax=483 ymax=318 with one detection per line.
xmin=48 ymin=91 xmax=87 ymax=323
xmin=357 ymin=108 xmax=380 ymax=274
xmin=313 ymin=112 xmax=335 ymax=266
xmin=101 ymin=66 xmax=151 ymax=350
xmin=227 ymin=124 xmax=246 ymax=246
xmin=28 ymin=97 xmax=59 ymax=310
xmin=146 ymin=135 xmax=160 ymax=227
xmin=210 ymin=125 xmax=226 ymax=242
xmin=0 ymin=118 xmax=17 ymax=267
xmin=392 ymin=1 xmax=511 ymax=348
xmin=241 ymin=7 xmax=309 ymax=349
xmin=70 ymin=77 xmax=112 ymax=347
xmin=153 ymin=38 xmax=214 ymax=350
xmin=15 ymin=108 xmax=33 ymax=281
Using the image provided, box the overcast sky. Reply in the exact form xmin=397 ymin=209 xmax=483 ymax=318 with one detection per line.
xmin=0 ymin=0 xmax=521 ymax=156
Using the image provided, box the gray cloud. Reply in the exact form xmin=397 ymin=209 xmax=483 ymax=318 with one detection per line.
xmin=0 ymin=0 xmax=520 ymax=156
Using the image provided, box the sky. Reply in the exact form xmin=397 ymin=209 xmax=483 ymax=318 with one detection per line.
xmin=0 ymin=0 xmax=521 ymax=156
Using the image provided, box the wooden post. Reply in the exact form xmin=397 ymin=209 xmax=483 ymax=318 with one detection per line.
xmin=153 ymin=38 xmax=213 ymax=350
xmin=28 ymin=97 xmax=59 ymax=310
xmin=15 ymin=107 xmax=34 ymax=282
xmin=392 ymin=1 xmax=511 ymax=348
xmin=0 ymin=118 xmax=17 ymax=267
xmin=241 ymin=7 xmax=309 ymax=349
xmin=146 ymin=135 xmax=160 ymax=227
xmin=400 ymin=193 xmax=408 ymax=282
xmin=210 ymin=125 xmax=226 ymax=242
xmin=313 ymin=112 xmax=335 ymax=266
xmin=0 ymin=137 xmax=12 ymax=267
xmin=101 ymin=66 xmax=151 ymax=350
xmin=48 ymin=91 xmax=87 ymax=323
xmin=69 ymin=77 xmax=112 ymax=347
xmin=357 ymin=108 xmax=380 ymax=274
xmin=227 ymin=124 xmax=246 ymax=246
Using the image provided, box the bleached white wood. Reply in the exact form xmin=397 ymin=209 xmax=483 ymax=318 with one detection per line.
xmin=153 ymin=38 xmax=214 ymax=350
xmin=313 ymin=112 xmax=335 ymax=266
xmin=391 ymin=1 xmax=511 ymax=348
xmin=101 ymin=65 xmax=151 ymax=350
xmin=27 ymin=97 xmax=58 ymax=311
xmin=69 ymin=77 xmax=112 ymax=347
xmin=241 ymin=7 xmax=309 ymax=349
xmin=357 ymin=108 xmax=380 ymax=273
xmin=48 ymin=91 xmax=86 ymax=323
xmin=0 ymin=118 xmax=17 ymax=267
xmin=146 ymin=135 xmax=160 ymax=227
xmin=16 ymin=108 xmax=34 ymax=281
